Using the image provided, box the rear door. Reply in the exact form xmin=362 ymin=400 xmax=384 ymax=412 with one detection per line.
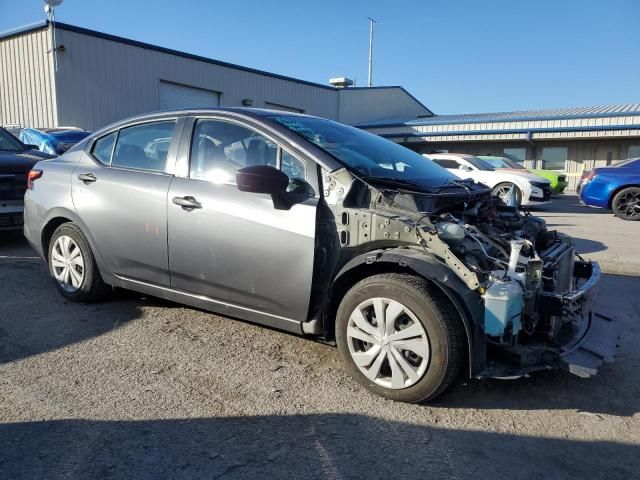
xmin=167 ymin=116 xmax=318 ymax=324
xmin=72 ymin=117 xmax=182 ymax=286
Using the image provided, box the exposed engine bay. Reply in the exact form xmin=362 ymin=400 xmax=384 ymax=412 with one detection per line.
xmin=322 ymin=169 xmax=618 ymax=378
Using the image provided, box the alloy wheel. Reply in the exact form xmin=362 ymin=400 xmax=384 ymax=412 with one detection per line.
xmin=51 ymin=235 xmax=85 ymax=292
xmin=346 ymin=297 xmax=430 ymax=389
xmin=494 ymin=184 xmax=516 ymax=204
xmin=615 ymin=190 xmax=640 ymax=219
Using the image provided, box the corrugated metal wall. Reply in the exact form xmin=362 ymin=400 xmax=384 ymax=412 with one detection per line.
xmin=53 ymin=28 xmax=339 ymax=131
xmin=338 ymin=88 xmax=429 ymax=125
xmin=0 ymin=28 xmax=56 ymax=128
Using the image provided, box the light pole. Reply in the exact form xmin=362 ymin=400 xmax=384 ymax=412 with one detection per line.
xmin=367 ymin=17 xmax=376 ymax=87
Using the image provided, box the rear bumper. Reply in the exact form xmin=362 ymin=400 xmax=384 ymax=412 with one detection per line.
xmin=0 ymin=204 xmax=24 ymax=231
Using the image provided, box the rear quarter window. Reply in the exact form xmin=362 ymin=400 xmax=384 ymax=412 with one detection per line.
xmin=91 ymin=132 xmax=117 ymax=164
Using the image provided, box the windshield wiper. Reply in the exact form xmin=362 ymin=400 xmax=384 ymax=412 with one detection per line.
xmin=361 ymin=176 xmax=437 ymax=192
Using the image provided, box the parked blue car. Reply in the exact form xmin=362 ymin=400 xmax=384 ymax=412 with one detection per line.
xmin=579 ymin=158 xmax=640 ymax=220
xmin=19 ymin=127 xmax=91 ymax=156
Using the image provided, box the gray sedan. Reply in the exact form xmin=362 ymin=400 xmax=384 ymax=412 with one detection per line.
xmin=24 ymin=108 xmax=617 ymax=402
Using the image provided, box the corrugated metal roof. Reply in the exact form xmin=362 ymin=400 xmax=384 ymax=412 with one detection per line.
xmin=357 ymin=103 xmax=640 ymax=128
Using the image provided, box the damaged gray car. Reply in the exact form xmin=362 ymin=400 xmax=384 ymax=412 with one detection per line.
xmin=24 ymin=108 xmax=619 ymax=402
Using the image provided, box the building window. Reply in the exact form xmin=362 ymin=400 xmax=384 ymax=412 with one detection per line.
xmin=541 ymin=147 xmax=567 ymax=170
xmin=629 ymin=145 xmax=640 ymax=159
xmin=503 ymin=147 xmax=526 ymax=164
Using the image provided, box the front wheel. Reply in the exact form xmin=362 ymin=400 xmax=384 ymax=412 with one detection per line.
xmin=612 ymin=187 xmax=640 ymax=221
xmin=335 ymin=274 xmax=465 ymax=403
xmin=492 ymin=182 xmax=522 ymax=207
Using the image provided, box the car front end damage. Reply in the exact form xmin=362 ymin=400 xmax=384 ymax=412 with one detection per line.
xmin=324 ymin=169 xmax=619 ymax=380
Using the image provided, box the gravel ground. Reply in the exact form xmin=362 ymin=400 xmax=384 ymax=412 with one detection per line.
xmin=1 ymin=195 xmax=639 ymax=479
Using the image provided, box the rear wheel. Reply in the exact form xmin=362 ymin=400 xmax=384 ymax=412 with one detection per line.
xmin=48 ymin=223 xmax=111 ymax=302
xmin=612 ymin=187 xmax=640 ymax=221
xmin=492 ymin=182 xmax=522 ymax=206
xmin=335 ymin=274 xmax=465 ymax=403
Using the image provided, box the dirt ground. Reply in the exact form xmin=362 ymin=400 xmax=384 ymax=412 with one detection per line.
xmin=0 ymin=195 xmax=638 ymax=479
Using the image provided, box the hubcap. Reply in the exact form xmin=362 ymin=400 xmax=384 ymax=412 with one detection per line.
xmin=616 ymin=191 xmax=640 ymax=219
xmin=51 ymin=235 xmax=85 ymax=292
xmin=346 ymin=298 xmax=430 ymax=389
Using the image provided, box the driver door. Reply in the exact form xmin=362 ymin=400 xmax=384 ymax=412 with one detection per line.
xmin=167 ymin=116 xmax=319 ymax=328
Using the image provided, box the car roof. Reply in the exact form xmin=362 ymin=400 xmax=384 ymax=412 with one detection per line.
xmin=122 ymin=107 xmax=310 ymax=122
xmin=428 ymin=153 xmax=475 ymax=159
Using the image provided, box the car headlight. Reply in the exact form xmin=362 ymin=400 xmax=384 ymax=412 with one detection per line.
xmin=529 ymin=181 xmax=549 ymax=188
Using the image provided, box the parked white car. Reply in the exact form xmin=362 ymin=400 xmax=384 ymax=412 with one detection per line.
xmin=426 ymin=153 xmax=552 ymax=206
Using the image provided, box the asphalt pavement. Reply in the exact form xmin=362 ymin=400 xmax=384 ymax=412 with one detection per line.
xmin=0 ymin=195 xmax=638 ymax=479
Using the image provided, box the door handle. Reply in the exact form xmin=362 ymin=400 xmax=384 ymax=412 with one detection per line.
xmin=78 ymin=173 xmax=97 ymax=183
xmin=172 ymin=195 xmax=202 ymax=209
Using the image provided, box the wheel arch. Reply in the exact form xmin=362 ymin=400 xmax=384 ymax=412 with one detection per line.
xmin=607 ymin=184 xmax=640 ymax=209
xmin=40 ymin=208 xmax=109 ymax=281
xmin=323 ymin=248 xmax=486 ymax=378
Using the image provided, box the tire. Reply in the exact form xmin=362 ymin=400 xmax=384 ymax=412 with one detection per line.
xmin=48 ymin=222 xmax=111 ymax=302
xmin=335 ymin=273 xmax=465 ymax=403
xmin=492 ymin=182 xmax=522 ymax=207
xmin=611 ymin=187 xmax=640 ymax=221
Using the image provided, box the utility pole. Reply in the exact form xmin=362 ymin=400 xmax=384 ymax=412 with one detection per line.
xmin=367 ymin=17 xmax=376 ymax=87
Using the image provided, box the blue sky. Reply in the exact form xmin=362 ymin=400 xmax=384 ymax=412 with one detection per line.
xmin=1 ymin=0 xmax=639 ymax=114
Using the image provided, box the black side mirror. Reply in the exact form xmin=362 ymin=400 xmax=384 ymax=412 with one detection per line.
xmin=236 ymin=165 xmax=288 ymax=194
xmin=236 ymin=165 xmax=293 ymax=209
xmin=23 ymin=144 xmax=39 ymax=151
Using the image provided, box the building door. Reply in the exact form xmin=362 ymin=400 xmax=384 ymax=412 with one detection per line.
xmin=159 ymin=81 xmax=220 ymax=110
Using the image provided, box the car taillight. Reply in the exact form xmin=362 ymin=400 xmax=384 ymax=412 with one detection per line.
xmin=27 ymin=170 xmax=43 ymax=189
xmin=582 ymin=169 xmax=597 ymax=183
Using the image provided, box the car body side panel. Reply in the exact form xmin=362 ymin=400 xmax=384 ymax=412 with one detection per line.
xmin=23 ymin=153 xmax=82 ymax=254
xmin=167 ymin=177 xmax=318 ymax=322
xmin=71 ymin=157 xmax=173 ymax=286
xmin=579 ymin=166 xmax=640 ymax=209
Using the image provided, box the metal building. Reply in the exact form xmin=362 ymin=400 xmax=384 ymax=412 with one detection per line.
xmin=0 ymin=21 xmax=430 ymax=131
xmin=358 ymin=105 xmax=640 ymax=189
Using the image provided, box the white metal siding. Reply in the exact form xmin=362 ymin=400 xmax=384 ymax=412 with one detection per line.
xmin=0 ymin=28 xmax=56 ymax=127
xmin=53 ymin=28 xmax=339 ymax=131
xmin=159 ymin=81 xmax=220 ymax=110
xmin=338 ymin=88 xmax=430 ymax=125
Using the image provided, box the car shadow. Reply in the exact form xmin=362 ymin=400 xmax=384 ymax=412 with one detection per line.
xmin=0 ymin=414 xmax=637 ymax=479
xmin=530 ymin=194 xmax=613 ymax=215
xmin=571 ymin=236 xmax=608 ymax=255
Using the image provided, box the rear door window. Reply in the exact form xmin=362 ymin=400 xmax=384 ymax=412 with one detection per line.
xmin=110 ymin=120 xmax=176 ymax=172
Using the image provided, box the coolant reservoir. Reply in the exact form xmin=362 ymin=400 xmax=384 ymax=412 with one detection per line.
xmin=483 ymin=280 xmax=523 ymax=338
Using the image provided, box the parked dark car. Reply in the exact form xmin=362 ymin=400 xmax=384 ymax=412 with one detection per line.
xmin=2 ymin=124 xmax=23 ymax=139
xmin=578 ymin=158 xmax=640 ymax=220
xmin=20 ymin=127 xmax=91 ymax=156
xmin=23 ymin=109 xmax=617 ymax=402
xmin=0 ymin=127 xmax=54 ymax=231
